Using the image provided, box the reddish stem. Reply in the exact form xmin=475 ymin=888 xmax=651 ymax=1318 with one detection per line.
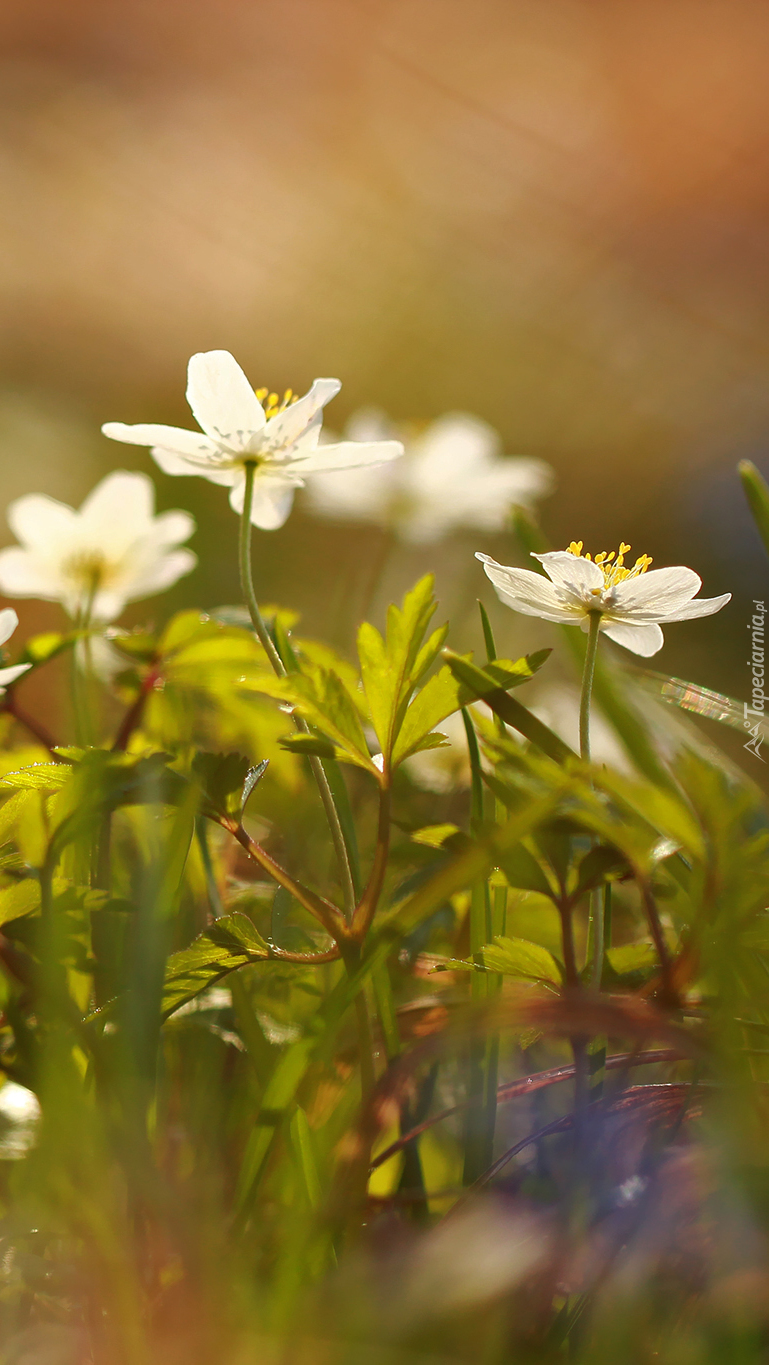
xmin=1 ymin=692 xmax=58 ymax=756
xmin=369 ymin=1047 xmax=684 ymax=1171
xmin=352 ymin=784 xmax=391 ymax=941
xmin=112 ymin=665 xmax=161 ymax=752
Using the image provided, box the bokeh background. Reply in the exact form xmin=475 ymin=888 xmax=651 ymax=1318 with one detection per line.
xmin=0 ymin=0 xmax=766 ymax=742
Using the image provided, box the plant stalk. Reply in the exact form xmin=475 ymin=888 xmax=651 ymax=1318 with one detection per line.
xmin=239 ymin=461 xmax=357 ymax=920
xmin=579 ymin=610 xmax=602 ymax=762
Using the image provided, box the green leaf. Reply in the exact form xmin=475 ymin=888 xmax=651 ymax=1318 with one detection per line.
xmin=390 ymin=647 xmax=551 ymax=770
xmin=410 ymin=823 xmax=463 ymax=849
xmin=191 ymin=751 xmax=252 ymax=822
xmin=103 ymin=628 xmax=158 ymax=662
xmin=478 ymin=599 xmax=497 ymax=662
xmin=439 ymin=935 xmax=563 ymax=985
xmin=0 ymin=790 xmax=34 ymax=843
xmin=278 ymin=733 xmax=337 ymax=760
xmin=442 ymin=651 xmax=570 ymax=763
xmin=358 ymin=575 xmax=441 ymax=763
xmin=270 ymin=664 xmax=375 ymax=773
xmin=236 ymin=1037 xmax=315 ymax=1211
xmin=0 ymin=878 xmax=41 ymax=925
xmin=0 ymin=762 xmax=73 ymax=792
xmin=498 ymin=842 xmax=556 ymax=897
xmin=16 ymin=631 xmax=80 ymax=669
xmin=606 ymin=940 xmax=658 ymax=976
xmin=160 ymin=913 xmax=271 ymax=1020
xmin=740 ymin=460 xmax=769 ymax=559
xmin=572 ymin=844 xmax=630 ymax=899
xmin=241 ymin=760 xmax=269 ymax=810
xmin=390 ymin=665 xmax=462 ymax=767
xmin=482 ymin=935 xmax=563 ymax=985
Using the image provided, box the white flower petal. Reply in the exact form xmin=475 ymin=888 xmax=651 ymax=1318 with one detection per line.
xmin=534 ymin=551 xmax=604 ymax=595
xmin=186 ymin=350 xmax=266 ymax=448
xmin=80 ymin=471 xmax=153 ymax=536
xmin=151 ymin=509 xmax=197 ymax=547
xmin=6 ymin=493 xmax=77 ymax=552
xmin=611 ymin=566 xmax=701 ymax=618
xmin=263 ymin=378 xmax=341 ymax=451
xmin=344 ymin=407 xmax=395 ymax=443
xmin=477 ymin=554 xmax=581 ymax=623
xmin=101 ymin=422 xmax=220 ymax=463
xmin=151 ymin=444 xmax=235 ymax=485
xmin=90 ymin=589 xmax=129 ymax=623
xmin=0 ymin=662 xmax=32 ymax=689
xmin=304 ymin=462 xmax=396 ymax=521
xmin=654 ymin=592 xmax=732 ymax=623
xmin=456 ymin=460 xmax=555 ymax=527
xmin=292 ymin=439 xmax=404 ymax=474
xmin=229 ymin=474 xmax=297 ymax=530
xmin=411 ymin=413 xmax=500 ymax=481
xmin=0 ymin=608 xmax=19 ymax=648
xmin=600 ymin=619 xmax=664 ymax=657
xmin=0 ymin=549 xmax=65 ymax=600
xmin=116 ymin=548 xmax=197 ymax=600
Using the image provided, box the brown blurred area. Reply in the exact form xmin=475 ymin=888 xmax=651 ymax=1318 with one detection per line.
xmin=0 ymin=0 xmax=766 ymax=696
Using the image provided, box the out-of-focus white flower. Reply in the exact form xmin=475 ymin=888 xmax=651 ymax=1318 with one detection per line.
xmin=0 ymin=1080 xmax=40 ymax=1158
xmin=0 ymin=471 xmax=196 ymax=622
xmin=305 ymin=408 xmax=553 ymax=543
xmin=0 ymin=610 xmax=31 ymax=695
xmin=102 ymin=351 xmax=403 ymax=531
xmin=478 ymin=540 xmax=731 ymax=658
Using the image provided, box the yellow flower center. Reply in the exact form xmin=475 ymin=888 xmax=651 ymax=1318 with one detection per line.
xmin=255 ymin=387 xmax=299 ymax=420
xmin=64 ymin=550 xmax=110 ymax=587
xmin=566 ymin=540 xmax=653 ymax=589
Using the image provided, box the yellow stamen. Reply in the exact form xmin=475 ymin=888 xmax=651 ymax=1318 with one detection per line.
xmin=566 ymin=540 xmax=653 ymax=587
xmin=255 ymin=386 xmax=299 ymax=420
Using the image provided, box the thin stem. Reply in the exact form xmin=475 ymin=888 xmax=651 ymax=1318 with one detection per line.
xmin=558 ymin=897 xmax=579 ymax=988
xmin=639 ymin=876 xmax=676 ymax=1003
xmin=579 ymin=610 xmax=602 ymax=762
xmin=341 ymin=943 xmax=376 ymax=1099
xmin=112 ymin=665 xmax=161 ymax=752
xmin=197 ymin=817 xmax=224 ymax=920
xmin=232 ymin=822 xmax=346 ymax=942
xmin=239 ymin=461 xmax=356 ymax=920
xmin=370 ymin=1048 xmax=684 ymax=1171
xmin=239 ymin=463 xmax=286 ymax=676
xmin=351 ymin=785 xmax=391 ymax=940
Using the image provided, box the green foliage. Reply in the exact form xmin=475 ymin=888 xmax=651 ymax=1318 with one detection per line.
xmin=160 ymin=913 xmax=270 ymax=1019
xmin=0 ymin=505 xmax=763 ymax=1365
xmin=740 ymin=459 xmax=769 ymax=558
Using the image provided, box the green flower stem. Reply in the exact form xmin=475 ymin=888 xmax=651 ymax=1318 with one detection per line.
xmin=238 ymin=464 xmax=287 ymax=678
xmin=239 ymin=461 xmax=357 ymax=921
xmin=460 ymin=706 xmax=498 ymax=1184
xmin=579 ymin=610 xmax=602 ymax=762
xmin=580 ymin=610 xmax=607 ymax=1111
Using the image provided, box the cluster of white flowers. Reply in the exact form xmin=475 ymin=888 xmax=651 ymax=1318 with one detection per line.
xmin=102 ymin=350 xmax=403 ymax=531
xmin=305 ymin=409 xmax=553 ymax=543
xmin=0 ymin=348 xmax=732 ymax=710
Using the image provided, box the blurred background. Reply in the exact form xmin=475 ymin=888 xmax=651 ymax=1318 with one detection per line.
xmin=0 ymin=0 xmax=766 ymax=731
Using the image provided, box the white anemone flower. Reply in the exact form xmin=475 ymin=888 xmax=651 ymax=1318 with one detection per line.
xmin=477 ymin=540 xmax=731 ymax=658
xmin=305 ymin=409 xmax=553 ymax=543
xmin=102 ymin=351 xmax=404 ymax=531
xmin=0 ymin=470 xmax=196 ymax=623
xmin=0 ymin=610 xmax=31 ymax=695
